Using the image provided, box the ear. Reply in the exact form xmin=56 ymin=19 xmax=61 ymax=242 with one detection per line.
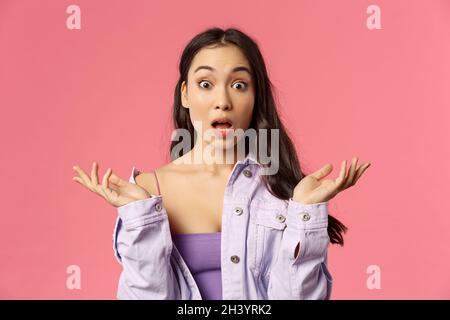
xmin=181 ymin=81 xmax=189 ymax=109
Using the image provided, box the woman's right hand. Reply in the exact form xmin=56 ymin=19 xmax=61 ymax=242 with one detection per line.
xmin=72 ymin=161 xmax=151 ymax=207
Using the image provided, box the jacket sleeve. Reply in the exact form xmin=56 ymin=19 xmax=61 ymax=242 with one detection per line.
xmin=267 ymin=198 xmax=333 ymax=300
xmin=112 ymin=168 xmax=180 ymax=299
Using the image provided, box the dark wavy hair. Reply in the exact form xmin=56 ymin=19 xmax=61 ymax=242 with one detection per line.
xmin=170 ymin=27 xmax=347 ymax=246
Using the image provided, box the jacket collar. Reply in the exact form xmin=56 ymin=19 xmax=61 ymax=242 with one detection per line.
xmin=237 ymin=152 xmax=262 ymax=167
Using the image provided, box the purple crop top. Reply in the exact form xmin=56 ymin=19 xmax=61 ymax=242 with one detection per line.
xmin=152 ymin=171 xmax=222 ymax=300
xmin=172 ymin=232 xmax=222 ymax=299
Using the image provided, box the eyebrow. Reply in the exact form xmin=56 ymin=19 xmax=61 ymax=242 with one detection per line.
xmin=193 ymin=65 xmax=252 ymax=76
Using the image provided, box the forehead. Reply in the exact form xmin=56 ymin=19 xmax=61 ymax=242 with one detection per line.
xmin=190 ymin=44 xmax=251 ymax=74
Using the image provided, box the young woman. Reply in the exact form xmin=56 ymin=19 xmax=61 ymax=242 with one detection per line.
xmin=72 ymin=27 xmax=370 ymax=300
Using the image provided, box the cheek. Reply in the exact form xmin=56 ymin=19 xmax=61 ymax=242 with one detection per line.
xmin=238 ymin=103 xmax=255 ymax=128
xmin=191 ymin=86 xmax=213 ymax=104
xmin=187 ymin=107 xmax=212 ymax=134
xmin=187 ymin=91 xmax=210 ymax=118
xmin=189 ymin=94 xmax=212 ymax=118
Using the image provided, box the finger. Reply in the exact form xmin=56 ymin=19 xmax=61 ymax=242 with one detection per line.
xmin=341 ymin=158 xmax=354 ymax=190
xmin=101 ymin=185 xmax=116 ymax=202
xmin=102 ymin=168 xmax=112 ymax=190
xmin=93 ymin=169 xmax=109 ymax=200
xmin=352 ymin=163 xmax=371 ymax=185
xmin=309 ymin=163 xmax=333 ymax=180
xmin=72 ymin=176 xmax=85 ymax=186
xmin=108 ymin=172 xmax=128 ymax=187
xmin=73 ymin=165 xmax=94 ymax=191
xmin=335 ymin=160 xmax=347 ymax=189
xmin=104 ymin=168 xmax=120 ymax=200
xmin=91 ymin=161 xmax=99 ymax=186
xmin=90 ymin=162 xmax=106 ymax=197
xmin=343 ymin=157 xmax=358 ymax=189
xmin=98 ymin=168 xmax=112 ymax=201
xmin=108 ymin=181 xmax=120 ymax=191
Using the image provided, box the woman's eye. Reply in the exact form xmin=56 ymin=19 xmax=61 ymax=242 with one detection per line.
xmin=197 ymin=80 xmax=248 ymax=90
xmin=198 ymin=80 xmax=211 ymax=89
xmin=232 ymin=81 xmax=247 ymax=90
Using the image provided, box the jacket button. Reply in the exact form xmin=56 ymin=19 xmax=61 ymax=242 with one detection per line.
xmin=242 ymin=169 xmax=252 ymax=177
xmin=233 ymin=207 xmax=243 ymax=215
xmin=155 ymin=203 xmax=162 ymax=212
xmin=300 ymin=212 xmax=311 ymax=221
xmin=276 ymin=214 xmax=286 ymax=223
xmin=230 ymin=255 xmax=240 ymax=264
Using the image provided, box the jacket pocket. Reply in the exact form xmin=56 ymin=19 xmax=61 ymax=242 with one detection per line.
xmin=248 ymin=207 xmax=287 ymax=277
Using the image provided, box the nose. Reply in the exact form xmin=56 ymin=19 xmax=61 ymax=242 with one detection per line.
xmin=214 ymin=86 xmax=232 ymax=111
xmin=215 ymin=104 xmax=231 ymax=111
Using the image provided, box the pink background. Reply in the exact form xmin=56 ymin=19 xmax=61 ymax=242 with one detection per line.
xmin=1 ymin=0 xmax=449 ymax=299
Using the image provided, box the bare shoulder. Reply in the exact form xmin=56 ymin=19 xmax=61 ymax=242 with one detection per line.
xmin=134 ymin=171 xmax=158 ymax=196
xmin=134 ymin=162 xmax=181 ymax=196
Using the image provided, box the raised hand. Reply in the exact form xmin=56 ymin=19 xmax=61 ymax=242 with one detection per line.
xmin=72 ymin=161 xmax=151 ymax=207
xmin=292 ymin=156 xmax=371 ymax=205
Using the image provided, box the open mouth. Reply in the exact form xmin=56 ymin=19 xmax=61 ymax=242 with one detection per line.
xmin=211 ymin=121 xmax=233 ymax=129
xmin=211 ymin=118 xmax=234 ymax=138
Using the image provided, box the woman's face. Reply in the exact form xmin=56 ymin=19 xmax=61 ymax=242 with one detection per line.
xmin=181 ymin=44 xmax=255 ymax=151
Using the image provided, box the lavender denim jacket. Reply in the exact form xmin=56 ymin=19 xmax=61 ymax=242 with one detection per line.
xmin=112 ymin=155 xmax=333 ymax=300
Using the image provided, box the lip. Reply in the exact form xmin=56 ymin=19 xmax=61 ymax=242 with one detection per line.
xmin=213 ymin=127 xmax=234 ymax=138
xmin=210 ymin=116 xmax=234 ymax=128
xmin=210 ymin=116 xmax=234 ymax=138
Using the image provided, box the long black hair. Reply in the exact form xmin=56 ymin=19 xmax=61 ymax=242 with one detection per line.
xmin=170 ymin=27 xmax=347 ymax=246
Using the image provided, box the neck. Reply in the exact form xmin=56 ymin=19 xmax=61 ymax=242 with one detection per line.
xmin=175 ymin=139 xmax=246 ymax=175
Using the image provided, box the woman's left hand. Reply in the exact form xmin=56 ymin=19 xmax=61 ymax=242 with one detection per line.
xmin=292 ymin=157 xmax=371 ymax=205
